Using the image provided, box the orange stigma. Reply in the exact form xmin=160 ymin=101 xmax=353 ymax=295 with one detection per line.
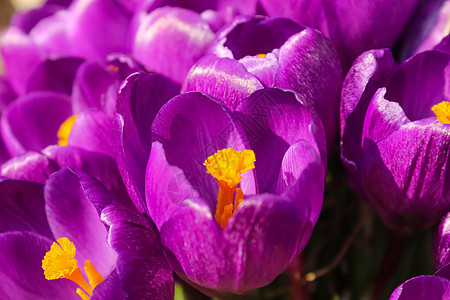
xmin=432 ymin=101 xmax=450 ymax=124
xmin=57 ymin=115 xmax=79 ymax=146
xmin=255 ymin=53 xmax=266 ymax=58
xmin=204 ymin=148 xmax=255 ymax=228
xmin=42 ymin=237 xmax=104 ymax=300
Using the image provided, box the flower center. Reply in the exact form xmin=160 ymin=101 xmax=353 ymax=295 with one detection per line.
xmin=204 ymin=148 xmax=255 ymax=228
xmin=42 ymin=237 xmax=104 ymax=300
xmin=256 ymin=53 xmax=266 ymax=58
xmin=57 ymin=115 xmax=79 ymax=146
xmin=432 ymin=101 xmax=450 ymax=124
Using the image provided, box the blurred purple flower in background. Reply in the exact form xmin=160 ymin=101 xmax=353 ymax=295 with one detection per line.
xmin=252 ymin=0 xmax=421 ymax=69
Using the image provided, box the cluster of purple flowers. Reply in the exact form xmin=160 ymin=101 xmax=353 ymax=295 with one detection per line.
xmin=1 ymin=0 xmax=450 ymax=299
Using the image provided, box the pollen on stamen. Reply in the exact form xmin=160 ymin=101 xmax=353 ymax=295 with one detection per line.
xmin=256 ymin=53 xmax=266 ymax=58
xmin=57 ymin=114 xmax=79 ymax=146
xmin=42 ymin=237 xmax=78 ymax=280
xmin=204 ymin=148 xmax=256 ymax=187
xmin=432 ymin=101 xmax=450 ymax=124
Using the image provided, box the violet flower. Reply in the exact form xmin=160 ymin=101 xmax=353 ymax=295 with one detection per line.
xmin=183 ymin=16 xmax=342 ymax=151
xmin=115 ymin=71 xmax=325 ymax=295
xmin=1 ymin=54 xmax=145 ymax=158
xmin=340 ymin=43 xmax=450 ymax=229
xmin=0 ymin=167 xmax=174 ymax=300
xmin=0 ymin=0 xmax=132 ymax=95
xmin=252 ymin=0 xmax=420 ymax=69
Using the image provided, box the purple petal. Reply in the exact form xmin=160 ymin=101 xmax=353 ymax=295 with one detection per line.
xmin=114 ymin=72 xmax=179 ymax=213
xmin=0 ymin=27 xmax=44 ymax=94
xmin=211 ymin=16 xmax=304 ymax=60
xmin=102 ymin=202 xmax=174 ymax=300
xmin=71 ymin=61 xmax=120 ymax=117
xmin=400 ymin=1 xmax=450 ymax=59
xmin=25 ymin=57 xmax=84 ymax=94
xmin=44 ymin=167 xmax=117 ymax=277
xmin=434 ymin=212 xmax=450 ymax=269
xmin=340 ymin=49 xmax=397 ymax=190
xmin=0 ymin=179 xmax=53 ymax=238
xmin=161 ymin=194 xmax=306 ymax=293
xmin=277 ymin=140 xmax=324 ymax=229
xmin=238 ymin=50 xmax=279 ymax=87
xmin=390 ymin=275 xmax=450 ymax=300
xmin=68 ymin=110 xmax=114 ymax=157
xmin=151 ymin=92 xmax=254 ymax=210
xmin=362 ymin=88 xmax=410 ymax=149
xmin=182 ymin=54 xmax=264 ymax=110
xmin=435 ymin=35 xmax=450 ymax=55
xmin=29 ymin=11 xmax=73 ymax=55
xmin=0 ymin=77 xmax=16 ymax=110
xmin=0 ymin=231 xmax=79 ymax=300
xmin=435 ymin=264 xmax=450 ymax=281
xmin=145 ymin=141 xmax=203 ymax=230
xmin=257 ymin=1 xmax=326 ymax=36
xmin=1 ymin=151 xmax=58 ymax=184
xmin=260 ymin=0 xmax=418 ymax=68
xmin=360 ymin=119 xmax=450 ymax=229
xmin=11 ymin=4 xmax=61 ymax=33
xmin=236 ymin=88 xmax=326 ymax=193
xmin=105 ymin=53 xmax=146 ymax=81
xmin=133 ymin=7 xmax=214 ymax=84
xmin=68 ymin=0 xmax=131 ymax=60
xmin=216 ymin=0 xmax=258 ymax=20
xmin=91 ymin=270 xmax=124 ymax=300
xmin=42 ymin=145 xmax=127 ymax=199
xmin=1 ymin=91 xmax=72 ymax=156
xmin=274 ymin=28 xmax=342 ymax=148
xmin=384 ymin=50 xmax=450 ymax=121
xmin=141 ymin=0 xmax=217 ymax=13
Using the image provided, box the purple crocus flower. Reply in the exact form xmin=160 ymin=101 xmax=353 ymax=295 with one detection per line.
xmin=0 ymin=54 xmax=145 ymax=158
xmin=249 ymin=0 xmax=420 ymax=69
xmin=115 ymin=71 xmax=325 ymax=295
xmin=0 ymin=166 xmax=174 ymax=299
xmin=183 ymin=16 xmax=342 ymax=151
xmin=340 ymin=44 xmax=450 ymax=229
xmin=0 ymin=0 xmax=133 ymax=95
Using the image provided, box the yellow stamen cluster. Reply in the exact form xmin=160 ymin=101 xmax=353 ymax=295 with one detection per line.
xmin=42 ymin=237 xmax=78 ymax=280
xmin=432 ymin=101 xmax=450 ymax=124
xmin=256 ymin=53 xmax=266 ymax=58
xmin=42 ymin=237 xmax=104 ymax=300
xmin=57 ymin=114 xmax=79 ymax=146
xmin=204 ymin=148 xmax=255 ymax=228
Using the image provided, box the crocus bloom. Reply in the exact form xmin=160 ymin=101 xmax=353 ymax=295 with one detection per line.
xmin=0 ymin=0 xmax=132 ymax=95
xmin=183 ymin=16 xmax=342 ymax=150
xmin=340 ymin=45 xmax=450 ymax=229
xmin=115 ymin=71 xmax=325 ymax=295
xmin=252 ymin=0 xmax=420 ymax=69
xmin=0 ymin=54 xmax=144 ymax=158
xmin=0 ymin=167 xmax=174 ymax=299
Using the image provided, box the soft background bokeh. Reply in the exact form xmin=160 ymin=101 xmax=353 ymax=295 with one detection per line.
xmin=0 ymin=0 xmax=44 ymax=73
